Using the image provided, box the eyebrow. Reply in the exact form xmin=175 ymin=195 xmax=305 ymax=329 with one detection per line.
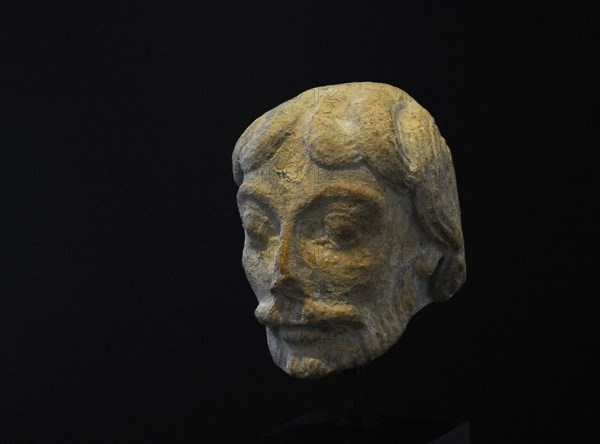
xmin=237 ymin=183 xmax=273 ymax=204
xmin=237 ymin=182 xmax=386 ymax=213
xmin=311 ymin=184 xmax=386 ymax=209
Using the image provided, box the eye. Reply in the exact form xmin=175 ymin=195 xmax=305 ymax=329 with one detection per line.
xmin=298 ymin=218 xmax=324 ymax=239
xmin=330 ymin=223 xmax=357 ymax=240
xmin=324 ymin=214 xmax=361 ymax=247
xmin=242 ymin=210 xmax=277 ymax=247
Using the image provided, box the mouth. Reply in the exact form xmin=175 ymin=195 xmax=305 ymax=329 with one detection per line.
xmin=255 ymin=297 xmax=362 ymax=343
xmin=270 ymin=323 xmax=346 ymax=343
xmin=255 ymin=299 xmax=361 ymax=327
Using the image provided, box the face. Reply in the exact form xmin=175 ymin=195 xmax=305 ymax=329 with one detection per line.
xmin=236 ymin=147 xmax=424 ymax=378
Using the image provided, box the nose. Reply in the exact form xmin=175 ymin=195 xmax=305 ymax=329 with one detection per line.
xmin=269 ymin=225 xmax=303 ymax=298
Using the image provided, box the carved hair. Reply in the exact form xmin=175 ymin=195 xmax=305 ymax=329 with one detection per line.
xmin=232 ymin=82 xmax=465 ymax=302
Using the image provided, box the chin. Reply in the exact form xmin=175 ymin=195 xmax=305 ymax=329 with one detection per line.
xmin=265 ymin=317 xmax=406 ymax=379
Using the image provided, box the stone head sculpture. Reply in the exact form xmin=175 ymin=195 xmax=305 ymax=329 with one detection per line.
xmin=232 ymin=82 xmax=465 ymax=379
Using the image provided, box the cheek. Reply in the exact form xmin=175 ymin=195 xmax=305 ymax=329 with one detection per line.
xmin=241 ymin=240 xmax=275 ymax=296
xmin=303 ymin=244 xmax=384 ymax=293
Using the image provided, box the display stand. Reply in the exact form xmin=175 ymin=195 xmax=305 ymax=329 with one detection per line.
xmin=255 ymin=368 xmax=470 ymax=443
xmin=258 ymin=414 xmax=469 ymax=443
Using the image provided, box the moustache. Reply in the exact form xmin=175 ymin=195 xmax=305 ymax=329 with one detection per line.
xmin=254 ymin=297 xmax=361 ymax=327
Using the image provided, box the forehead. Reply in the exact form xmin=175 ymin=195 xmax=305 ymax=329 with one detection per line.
xmin=237 ymin=158 xmax=397 ymax=213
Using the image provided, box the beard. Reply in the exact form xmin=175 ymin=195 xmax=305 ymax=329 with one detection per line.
xmin=264 ymin=271 xmax=416 ymax=378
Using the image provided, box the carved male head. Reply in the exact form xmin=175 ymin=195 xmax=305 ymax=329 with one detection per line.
xmin=232 ymin=82 xmax=465 ymax=378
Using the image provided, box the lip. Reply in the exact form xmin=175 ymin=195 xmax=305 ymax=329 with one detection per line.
xmin=255 ymin=301 xmax=361 ymax=328
xmin=271 ymin=323 xmax=344 ymax=343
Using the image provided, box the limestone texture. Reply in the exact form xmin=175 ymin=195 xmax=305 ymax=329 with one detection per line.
xmin=232 ymin=82 xmax=466 ymax=378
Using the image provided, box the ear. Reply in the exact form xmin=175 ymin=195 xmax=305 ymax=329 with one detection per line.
xmin=415 ymin=244 xmax=442 ymax=279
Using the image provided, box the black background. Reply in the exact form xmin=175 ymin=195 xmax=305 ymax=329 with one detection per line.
xmin=1 ymin=2 xmax=597 ymax=443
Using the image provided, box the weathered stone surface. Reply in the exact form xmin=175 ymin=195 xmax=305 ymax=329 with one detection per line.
xmin=232 ymin=82 xmax=466 ymax=379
